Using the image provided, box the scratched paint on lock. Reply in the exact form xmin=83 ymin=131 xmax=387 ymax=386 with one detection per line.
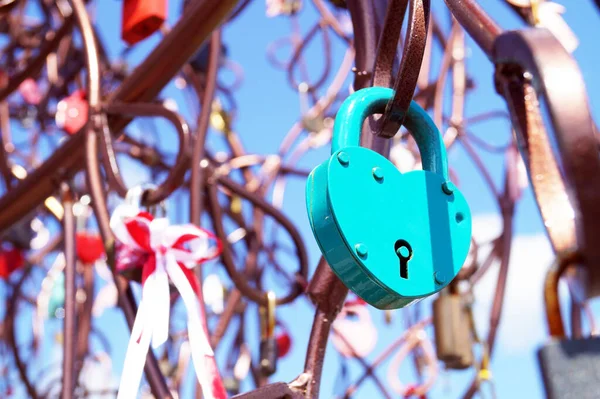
xmin=306 ymin=87 xmax=472 ymax=309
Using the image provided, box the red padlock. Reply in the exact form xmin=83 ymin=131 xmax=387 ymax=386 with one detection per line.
xmin=276 ymin=332 xmax=291 ymax=358
xmin=56 ymin=90 xmax=88 ymax=135
xmin=0 ymin=247 xmax=24 ymax=280
xmin=76 ymin=232 xmax=105 ymax=265
xmin=122 ymin=0 xmax=167 ymax=46
xmin=18 ymin=78 xmax=42 ymax=105
xmin=344 ymin=296 xmax=367 ymax=307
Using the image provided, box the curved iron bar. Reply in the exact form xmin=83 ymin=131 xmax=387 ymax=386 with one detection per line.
xmin=101 ymin=102 xmax=192 ymax=204
xmin=60 ymin=183 xmax=76 ymax=399
xmin=377 ymin=0 xmax=431 ymax=136
xmin=191 ymin=29 xmax=222 ymax=225
xmin=0 ymin=0 xmax=239 ymax=233
xmin=205 ymin=172 xmax=309 ymax=307
xmin=493 ymin=29 xmax=600 ymax=297
xmin=0 ymin=0 xmax=597 ymax=398
xmin=68 ymin=0 xmax=172 ymax=396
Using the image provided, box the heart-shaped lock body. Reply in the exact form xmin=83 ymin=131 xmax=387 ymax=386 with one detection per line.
xmin=0 ymin=247 xmax=24 ymax=279
xmin=56 ymin=90 xmax=88 ymax=135
xmin=76 ymin=232 xmax=105 ymax=264
xmin=276 ymin=332 xmax=292 ymax=358
xmin=306 ymin=87 xmax=471 ymax=309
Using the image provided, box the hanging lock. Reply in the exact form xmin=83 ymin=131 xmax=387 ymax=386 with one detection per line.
xmin=332 ymin=300 xmax=377 ymax=358
xmin=76 ymin=231 xmax=104 ymax=265
xmin=18 ymin=78 xmax=42 ymax=105
xmin=275 ymin=328 xmax=292 ymax=358
xmin=306 ymin=87 xmax=472 ymax=309
xmin=538 ymin=252 xmax=600 ymax=399
xmin=48 ymin=271 xmax=66 ymax=318
xmin=122 ymin=0 xmax=167 ymax=46
xmin=189 ymin=41 xmax=228 ymax=74
xmin=432 ymin=289 xmax=474 ymax=369
xmin=259 ymin=291 xmax=278 ymax=376
xmin=2 ymin=216 xmax=36 ymax=250
xmin=0 ymin=246 xmax=24 ymax=280
xmin=74 ymin=200 xmax=105 ymax=265
xmin=56 ymin=90 xmax=88 ymax=135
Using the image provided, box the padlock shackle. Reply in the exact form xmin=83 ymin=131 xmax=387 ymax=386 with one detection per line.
xmin=331 ymin=87 xmax=448 ymax=180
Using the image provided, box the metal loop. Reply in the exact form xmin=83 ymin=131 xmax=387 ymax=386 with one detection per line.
xmin=494 ymin=28 xmax=600 ymax=297
xmin=372 ymin=0 xmax=430 ymax=137
xmin=387 ymin=328 xmax=438 ymax=396
xmin=101 ymin=102 xmax=191 ymax=206
xmin=543 ymin=250 xmax=583 ymax=339
xmin=206 ymin=174 xmax=309 ymax=307
xmin=125 ymin=184 xmax=166 ymax=217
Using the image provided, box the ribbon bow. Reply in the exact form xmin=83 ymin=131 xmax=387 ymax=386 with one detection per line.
xmin=110 ymin=203 xmax=225 ymax=399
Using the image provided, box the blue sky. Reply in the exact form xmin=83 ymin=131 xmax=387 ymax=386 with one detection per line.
xmin=7 ymin=0 xmax=600 ymax=398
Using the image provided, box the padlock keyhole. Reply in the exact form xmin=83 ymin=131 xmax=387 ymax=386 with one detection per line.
xmin=394 ymin=239 xmax=412 ymax=280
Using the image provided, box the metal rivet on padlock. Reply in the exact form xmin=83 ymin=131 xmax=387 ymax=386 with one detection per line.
xmin=121 ymin=0 xmax=167 ymax=46
xmin=537 ymin=251 xmax=600 ymax=399
xmin=432 ymin=289 xmax=474 ymax=370
xmin=259 ymin=291 xmax=278 ymax=376
xmin=56 ymin=90 xmax=88 ymax=135
xmin=306 ymin=87 xmax=472 ymax=309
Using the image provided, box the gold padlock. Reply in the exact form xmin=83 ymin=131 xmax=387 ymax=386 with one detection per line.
xmin=259 ymin=291 xmax=278 ymax=376
xmin=432 ymin=289 xmax=474 ymax=369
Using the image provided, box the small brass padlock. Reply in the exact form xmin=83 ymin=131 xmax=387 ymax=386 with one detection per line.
xmin=259 ymin=291 xmax=278 ymax=376
xmin=306 ymin=87 xmax=472 ymax=309
xmin=432 ymin=289 xmax=474 ymax=369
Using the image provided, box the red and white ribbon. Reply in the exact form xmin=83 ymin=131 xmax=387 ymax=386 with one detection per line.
xmin=110 ymin=203 xmax=226 ymax=399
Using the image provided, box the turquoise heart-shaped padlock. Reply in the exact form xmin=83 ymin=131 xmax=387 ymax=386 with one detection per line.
xmin=306 ymin=87 xmax=471 ymax=309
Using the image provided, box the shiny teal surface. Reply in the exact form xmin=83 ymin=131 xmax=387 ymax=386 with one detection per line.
xmin=48 ymin=272 xmax=65 ymax=318
xmin=306 ymin=87 xmax=472 ymax=309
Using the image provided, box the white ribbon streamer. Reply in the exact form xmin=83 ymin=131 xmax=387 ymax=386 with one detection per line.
xmin=110 ymin=204 xmax=219 ymax=399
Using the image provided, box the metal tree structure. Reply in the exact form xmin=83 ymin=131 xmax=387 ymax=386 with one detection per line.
xmin=0 ymin=0 xmax=598 ymax=398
